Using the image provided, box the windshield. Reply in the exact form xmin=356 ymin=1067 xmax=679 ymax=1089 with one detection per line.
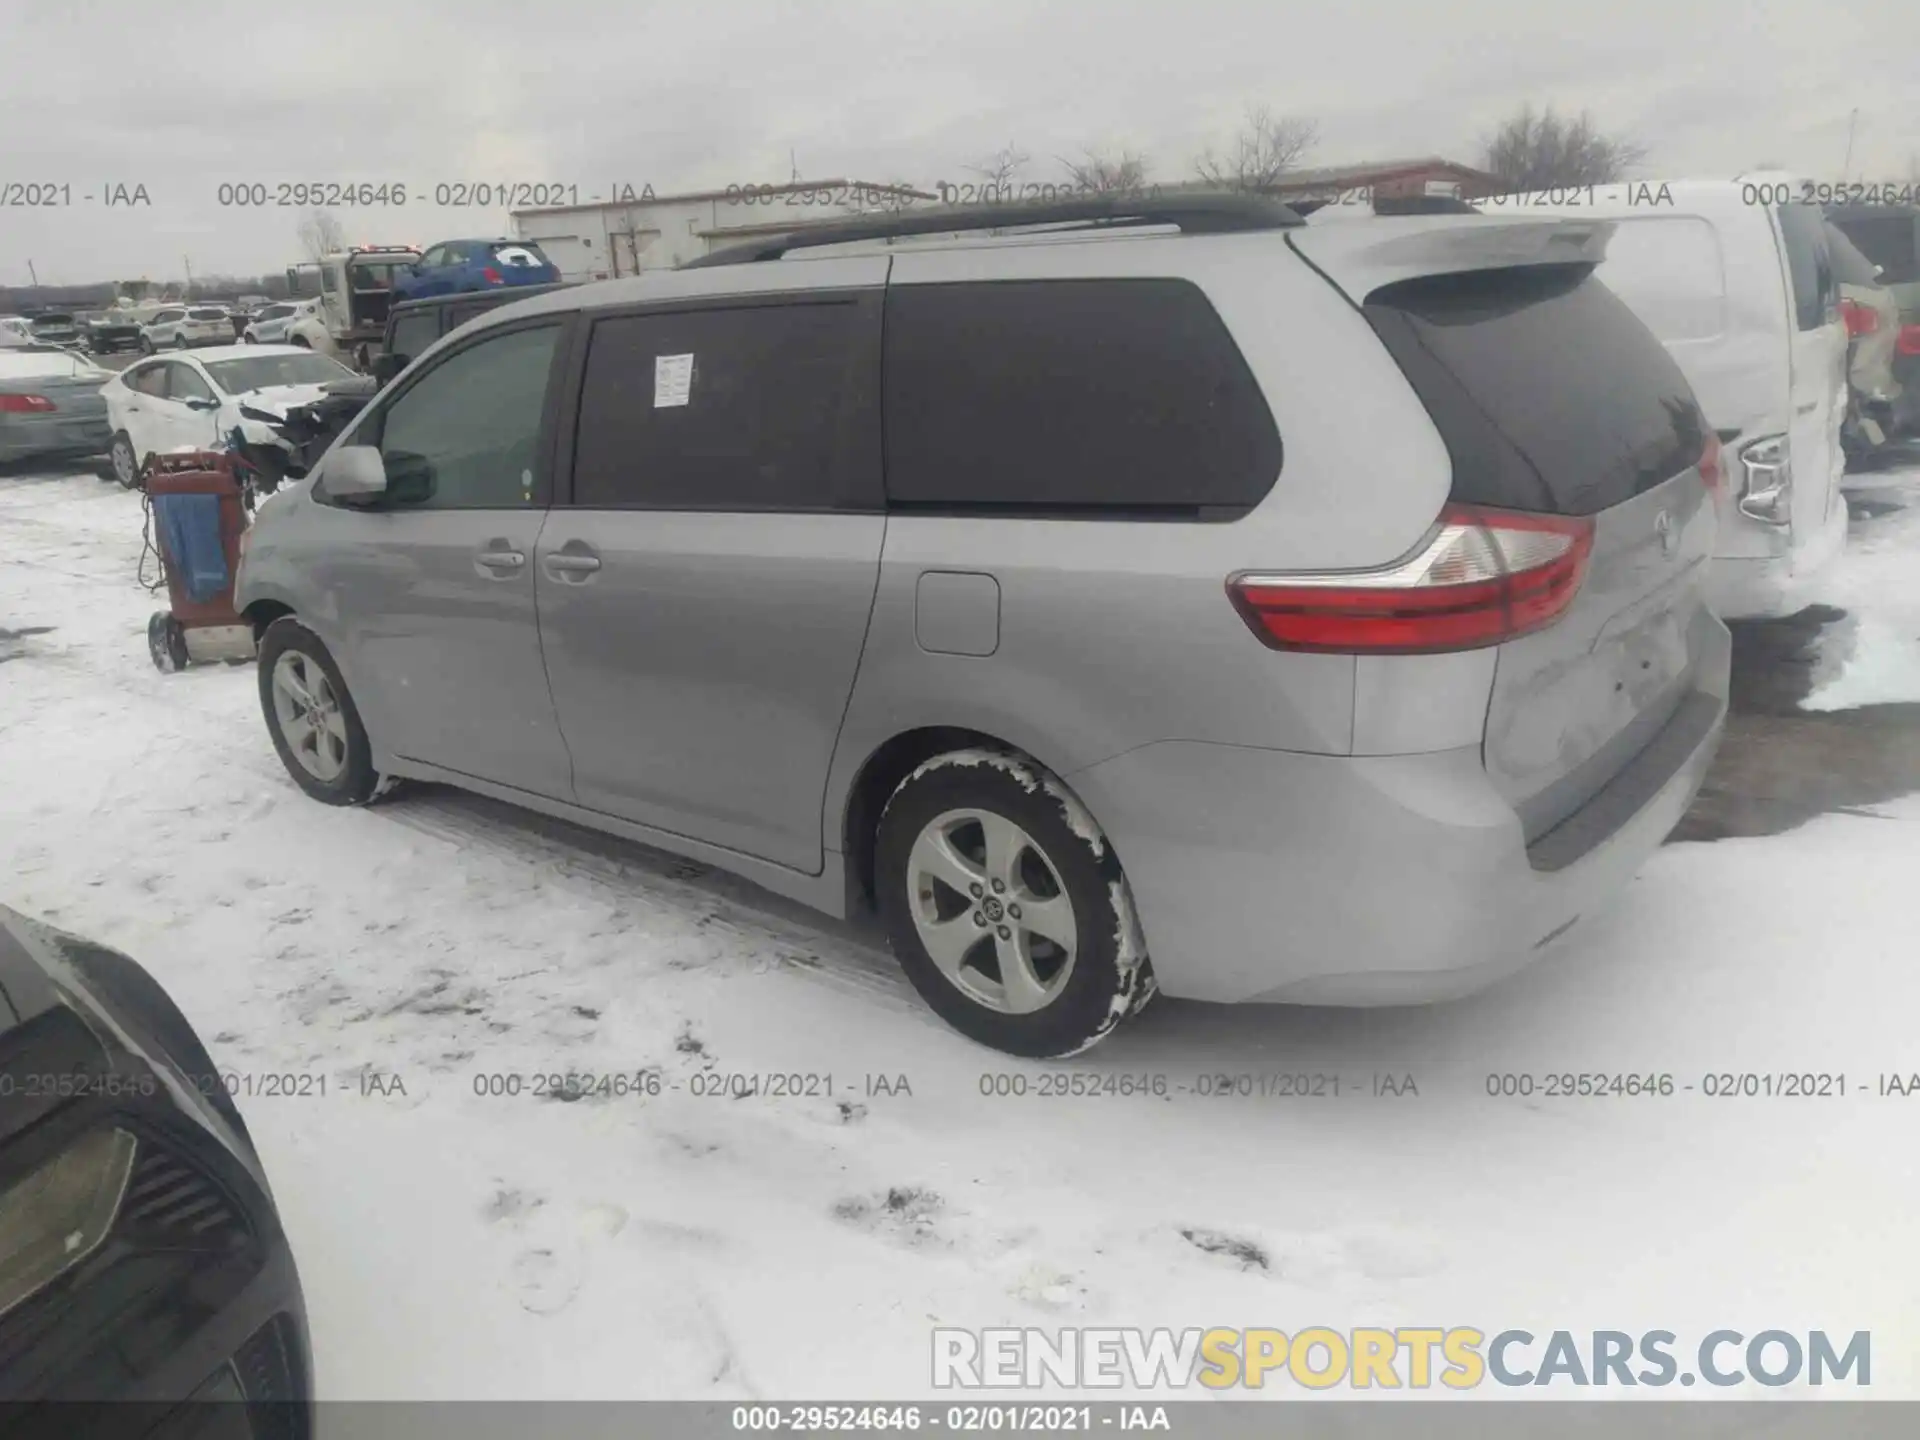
xmin=0 ymin=349 xmax=106 ymax=379
xmin=203 ymin=352 xmax=355 ymax=393
xmin=188 ymin=307 xmax=228 ymax=320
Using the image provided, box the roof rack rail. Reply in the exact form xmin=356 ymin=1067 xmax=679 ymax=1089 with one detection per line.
xmin=679 ymin=191 xmax=1304 ymax=267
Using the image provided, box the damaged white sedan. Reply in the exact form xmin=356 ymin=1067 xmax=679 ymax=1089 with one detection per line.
xmin=100 ymin=344 xmax=359 ymax=490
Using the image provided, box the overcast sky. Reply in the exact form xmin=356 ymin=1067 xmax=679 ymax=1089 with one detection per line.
xmin=5 ymin=0 xmax=1915 ymax=284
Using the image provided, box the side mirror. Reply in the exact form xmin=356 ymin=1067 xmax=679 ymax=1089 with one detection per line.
xmin=372 ymin=352 xmax=407 ymax=384
xmin=317 ymin=444 xmax=389 ymax=500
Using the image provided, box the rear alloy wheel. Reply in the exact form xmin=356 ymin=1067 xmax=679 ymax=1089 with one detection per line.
xmin=139 ymin=336 xmax=154 ymax=355
xmin=258 ymin=618 xmax=384 ymax=805
xmin=876 ymin=749 xmax=1155 ymax=1058
xmin=110 ymin=431 xmax=139 ymax=489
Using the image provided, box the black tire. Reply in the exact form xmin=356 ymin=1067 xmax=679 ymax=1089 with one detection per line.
xmin=147 ymin=611 xmax=190 ymax=672
xmin=257 ymin=617 xmax=385 ymax=805
xmin=289 ymin=335 xmax=311 ymax=350
xmin=139 ymin=335 xmax=154 ymax=355
xmin=875 ymin=748 xmax=1156 ymax=1058
xmin=110 ymin=431 xmax=140 ymax=489
xmin=57 ymin=936 xmax=255 ymax=1151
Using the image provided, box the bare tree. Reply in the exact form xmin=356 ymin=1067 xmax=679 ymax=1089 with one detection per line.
xmin=1060 ymin=147 xmax=1152 ymax=194
xmin=967 ymin=143 xmax=1032 ymax=194
xmin=1194 ymin=107 xmax=1318 ymax=191
xmin=1480 ymin=105 xmax=1647 ymax=190
xmin=295 ymin=209 xmax=347 ymax=262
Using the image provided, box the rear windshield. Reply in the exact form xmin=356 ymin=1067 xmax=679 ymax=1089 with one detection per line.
xmin=1364 ymin=264 xmax=1706 ymax=516
xmin=0 ymin=349 xmax=105 ymax=380
xmin=30 ymin=314 xmax=74 ymax=327
xmin=188 ymin=308 xmax=228 ymax=320
xmin=490 ymin=243 xmax=549 ymax=268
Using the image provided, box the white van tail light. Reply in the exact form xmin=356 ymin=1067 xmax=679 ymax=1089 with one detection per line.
xmin=1229 ymin=506 xmax=1595 ymax=655
xmin=1736 ymin=435 xmax=1792 ymax=526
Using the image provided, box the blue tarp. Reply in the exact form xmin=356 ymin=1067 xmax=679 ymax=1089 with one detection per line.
xmin=151 ymin=492 xmax=229 ymax=603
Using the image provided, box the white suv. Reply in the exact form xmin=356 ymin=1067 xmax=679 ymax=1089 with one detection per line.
xmin=142 ymin=306 xmax=233 ymax=352
xmin=244 ymin=300 xmax=319 ymax=345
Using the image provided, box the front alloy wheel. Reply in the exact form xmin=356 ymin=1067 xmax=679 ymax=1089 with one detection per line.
xmin=269 ymin=650 xmax=350 ymax=783
xmin=256 ymin=618 xmax=386 ymax=806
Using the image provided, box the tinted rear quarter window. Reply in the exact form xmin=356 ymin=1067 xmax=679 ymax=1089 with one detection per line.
xmin=388 ymin=311 xmax=441 ymax=359
xmin=570 ymin=296 xmax=880 ymax=510
xmin=1364 ymin=264 xmax=1706 ymax=516
xmin=882 ymin=278 xmax=1282 ymax=515
xmin=1775 ymin=203 xmax=1836 ymax=330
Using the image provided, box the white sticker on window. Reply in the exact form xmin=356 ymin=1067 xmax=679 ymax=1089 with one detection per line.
xmin=654 ymin=353 xmax=693 ymax=408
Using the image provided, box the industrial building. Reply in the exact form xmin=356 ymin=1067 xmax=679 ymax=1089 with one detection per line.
xmin=509 ymin=179 xmax=938 ymax=281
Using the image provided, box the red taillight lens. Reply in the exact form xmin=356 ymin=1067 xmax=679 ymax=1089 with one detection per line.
xmin=0 ymin=394 xmax=56 ymax=413
xmin=1697 ymin=432 xmax=1723 ymax=493
xmin=481 ymin=267 xmax=503 ymax=284
xmin=1229 ymin=505 xmax=1595 ymax=655
xmin=1841 ymin=299 xmax=1880 ymax=338
xmin=1898 ymin=324 xmax=1920 ymax=357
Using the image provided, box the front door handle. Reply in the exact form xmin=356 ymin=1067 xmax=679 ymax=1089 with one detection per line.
xmin=474 ymin=548 xmax=526 ymax=576
xmin=543 ymin=553 xmax=602 ymax=577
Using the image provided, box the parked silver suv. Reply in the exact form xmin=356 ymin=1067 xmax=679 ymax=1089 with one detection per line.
xmin=235 ymin=194 xmax=1732 ymax=1057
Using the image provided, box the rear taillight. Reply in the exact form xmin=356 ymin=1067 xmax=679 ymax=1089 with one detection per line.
xmin=1698 ymin=432 xmax=1723 ymax=493
xmin=1736 ymin=435 xmax=1792 ymax=526
xmin=481 ymin=267 xmax=503 ymax=284
xmin=1840 ymin=299 xmax=1880 ymax=338
xmin=1228 ymin=505 xmax=1595 ymax=655
xmin=1898 ymin=324 xmax=1920 ymax=357
xmin=0 ymin=394 xmax=56 ymax=413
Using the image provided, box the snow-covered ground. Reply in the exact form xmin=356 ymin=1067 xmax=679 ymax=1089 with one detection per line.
xmin=3 ymin=465 xmax=1920 ymax=1400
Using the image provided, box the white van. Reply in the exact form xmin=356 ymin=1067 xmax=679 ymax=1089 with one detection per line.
xmin=1503 ymin=176 xmax=1848 ymax=619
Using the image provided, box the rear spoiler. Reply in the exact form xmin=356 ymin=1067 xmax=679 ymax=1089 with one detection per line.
xmin=1288 ymin=216 xmax=1617 ymax=303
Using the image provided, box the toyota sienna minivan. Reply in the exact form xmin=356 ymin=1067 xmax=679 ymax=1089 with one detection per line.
xmin=235 ymin=193 xmax=1731 ymax=1057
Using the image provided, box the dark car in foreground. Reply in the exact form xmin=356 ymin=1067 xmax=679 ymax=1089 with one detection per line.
xmin=0 ymin=904 xmax=311 ymax=1439
xmin=81 ymin=312 xmax=147 ymax=356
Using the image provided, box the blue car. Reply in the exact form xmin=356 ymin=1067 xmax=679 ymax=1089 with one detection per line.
xmin=390 ymin=238 xmax=561 ymax=301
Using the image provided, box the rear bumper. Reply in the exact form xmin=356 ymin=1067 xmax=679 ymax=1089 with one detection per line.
xmin=0 ymin=416 xmax=111 ymax=462
xmin=1703 ymin=491 xmax=1848 ymax=619
xmin=1067 ymin=614 xmax=1731 ymax=1006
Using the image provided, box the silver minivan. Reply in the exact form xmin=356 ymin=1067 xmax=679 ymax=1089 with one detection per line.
xmin=235 ymin=195 xmax=1730 ymax=1057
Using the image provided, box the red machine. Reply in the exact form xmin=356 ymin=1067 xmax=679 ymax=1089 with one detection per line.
xmin=142 ymin=451 xmax=259 ymax=672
